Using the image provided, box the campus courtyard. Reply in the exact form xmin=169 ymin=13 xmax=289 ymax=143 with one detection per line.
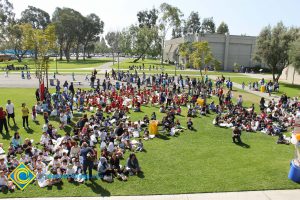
xmin=0 ymin=58 xmax=300 ymax=198
xmin=1 ymin=0 xmax=300 ymax=199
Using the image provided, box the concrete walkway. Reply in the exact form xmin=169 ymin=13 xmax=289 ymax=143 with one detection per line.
xmin=1 ymin=189 xmax=300 ymax=200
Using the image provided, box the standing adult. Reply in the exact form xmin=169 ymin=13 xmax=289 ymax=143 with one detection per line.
xmin=21 ymin=103 xmax=29 ymax=129
xmin=6 ymin=100 xmax=16 ymax=126
xmin=80 ymin=142 xmax=95 ymax=180
xmin=0 ymin=107 xmax=9 ymax=134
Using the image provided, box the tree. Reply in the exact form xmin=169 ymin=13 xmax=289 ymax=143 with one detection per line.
xmin=5 ymin=23 xmax=35 ymax=62
xmin=20 ymin=6 xmax=51 ymax=59
xmin=201 ymin=17 xmax=215 ymax=34
xmin=129 ymin=25 xmax=160 ymax=62
xmin=94 ymin=37 xmax=109 ymax=54
xmin=119 ymin=29 xmax=133 ymax=55
xmin=289 ymin=38 xmax=300 ymax=84
xmin=137 ymin=8 xmax=158 ymax=28
xmin=52 ymin=7 xmax=84 ymax=62
xmin=190 ymin=41 xmax=214 ymax=78
xmin=20 ymin=6 xmax=50 ymax=30
xmin=80 ymin=13 xmax=104 ymax=60
xmin=0 ymin=0 xmax=15 ymax=45
xmin=183 ymin=11 xmax=201 ymax=35
xmin=105 ymin=31 xmax=121 ymax=65
xmin=255 ymin=22 xmax=299 ymax=82
xmin=217 ymin=22 xmax=229 ymax=34
xmin=159 ymin=3 xmax=183 ymax=63
xmin=33 ymin=23 xmax=57 ymax=87
xmin=179 ymin=42 xmax=193 ymax=68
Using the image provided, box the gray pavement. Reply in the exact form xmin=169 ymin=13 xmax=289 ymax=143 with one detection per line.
xmin=1 ymin=189 xmax=300 ymax=200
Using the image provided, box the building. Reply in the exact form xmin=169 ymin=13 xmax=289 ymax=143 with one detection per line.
xmin=164 ymin=33 xmax=257 ymax=71
xmin=281 ymin=65 xmax=300 ymax=85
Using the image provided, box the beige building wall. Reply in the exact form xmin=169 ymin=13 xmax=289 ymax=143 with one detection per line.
xmin=281 ymin=65 xmax=300 ymax=85
xmin=164 ymin=33 xmax=257 ymax=71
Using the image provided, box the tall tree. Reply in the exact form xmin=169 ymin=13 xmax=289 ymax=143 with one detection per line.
xmin=105 ymin=31 xmax=121 ymax=65
xmin=130 ymin=25 xmax=160 ymax=62
xmin=190 ymin=41 xmax=214 ymax=78
xmin=0 ymin=0 xmax=15 ymax=45
xmin=183 ymin=11 xmax=201 ymax=35
xmin=94 ymin=37 xmax=109 ymax=54
xmin=217 ymin=21 xmax=229 ymax=34
xmin=52 ymin=7 xmax=84 ymax=62
xmin=119 ymin=29 xmax=133 ymax=55
xmin=20 ymin=6 xmax=51 ymax=59
xmin=159 ymin=3 xmax=183 ymax=64
xmin=137 ymin=8 xmax=158 ymax=28
xmin=288 ymin=37 xmax=300 ymax=84
xmin=33 ymin=23 xmax=57 ymax=86
xmin=255 ymin=22 xmax=299 ymax=82
xmin=201 ymin=17 xmax=216 ymax=34
xmin=5 ymin=23 xmax=34 ymax=62
xmin=80 ymin=13 xmax=104 ymax=60
xmin=20 ymin=6 xmax=50 ymax=30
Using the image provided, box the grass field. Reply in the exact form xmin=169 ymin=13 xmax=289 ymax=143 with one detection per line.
xmin=0 ymin=58 xmax=113 ymax=70
xmin=0 ymin=88 xmax=299 ymax=198
xmin=229 ymin=77 xmax=300 ymax=98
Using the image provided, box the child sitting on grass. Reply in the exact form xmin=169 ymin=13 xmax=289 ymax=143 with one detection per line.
xmin=187 ymin=118 xmax=194 ymax=130
xmin=0 ymin=170 xmax=15 ymax=192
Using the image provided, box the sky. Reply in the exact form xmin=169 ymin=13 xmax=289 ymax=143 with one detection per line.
xmin=8 ymin=0 xmax=300 ymax=39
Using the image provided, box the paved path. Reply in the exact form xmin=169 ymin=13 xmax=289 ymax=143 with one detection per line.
xmin=0 ymin=59 xmax=121 ymax=88
xmin=1 ymin=189 xmax=300 ymax=200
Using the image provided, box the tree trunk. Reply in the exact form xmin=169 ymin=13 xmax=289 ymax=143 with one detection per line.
xmin=133 ymin=45 xmax=151 ymax=63
xmin=34 ymin=46 xmax=38 ymax=60
xmin=64 ymin=50 xmax=70 ymax=62
xmin=161 ymin=38 xmax=164 ymax=65
xmin=112 ymin=52 xmax=115 ymax=65
xmin=275 ymin=71 xmax=282 ymax=83
xmin=83 ymin=46 xmax=86 ymax=61
xmin=272 ymin=67 xmax=276 ymax=82
xmin=75 ymin=42 xmax=80 ymax=61
xmin=133 ymin=53 xmax=145 ymax=63
xmin=59 ymin=46 xmax=63 ymax=61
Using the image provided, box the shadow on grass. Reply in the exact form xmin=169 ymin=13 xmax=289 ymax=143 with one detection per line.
xmin=1 ymin=132 xmax=12 ymax=140
xmin=156 ymin=133 xmax=170 ymax=140
xmin=85 ymin=179 xmax=111 ymax=197
xmin=34 ymin=121 xmax=40 ymax=125
xmin=9 ymin=124 xmax=19 ymax=131
xmin=25 ymin=128 xmax=34 ymax=134
xmin=235 ymin=141 xmax=250 ymax=148
xmin=137 ymin=171 xmax=145 ymax=179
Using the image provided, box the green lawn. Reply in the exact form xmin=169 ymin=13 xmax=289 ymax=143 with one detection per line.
xmin=0 ymin=88 xmax=299 ymax=198
xmin=0 ymin=58 xmax=113 ymax=70
xmin=229 ymin=77 xmax=300 ymax=98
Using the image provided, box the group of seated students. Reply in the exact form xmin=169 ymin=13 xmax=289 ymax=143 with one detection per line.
xmin=0 ymin=73 xmax=212 ymax=192
xmin=1 ymin=71 xmax=296 ymax=192
xmin=213 ymin=92 xmax=299 ymax=144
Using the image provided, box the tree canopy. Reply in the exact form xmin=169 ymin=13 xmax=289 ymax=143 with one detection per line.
xmin=217 ymin=22 xmax=229 ymax=34
xmin=20 ymin=6 xmax=50 ymax=30
xmin=289 ymin=37 xmax=300 ymax=77
xmin=255 ymin=22 xmax=299 ymax=81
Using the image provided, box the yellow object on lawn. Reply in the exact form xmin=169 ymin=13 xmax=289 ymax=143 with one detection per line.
xmin=149 ymin=120 xmax=159 ymax=135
